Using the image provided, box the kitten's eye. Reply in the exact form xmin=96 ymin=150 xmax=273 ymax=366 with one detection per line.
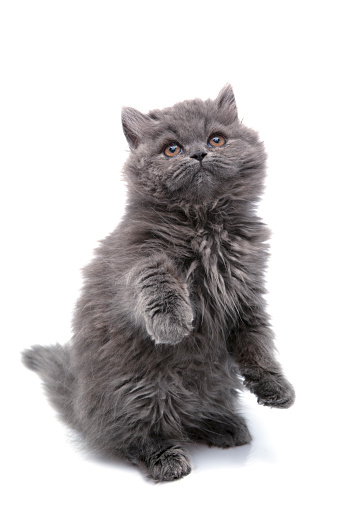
xmin=164 ymin=143 xmax=182 ymax=157
xmin=208 ymin=134 xmax=226 ymax=147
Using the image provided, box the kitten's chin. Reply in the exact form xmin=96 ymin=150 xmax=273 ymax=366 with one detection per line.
xmin=165 ymin=165 xmax=221 ymax=204
xmin=173 ymin=181 xmax=220 ymax=205
xmin=182 ymin=174 xmax=222 ymax=204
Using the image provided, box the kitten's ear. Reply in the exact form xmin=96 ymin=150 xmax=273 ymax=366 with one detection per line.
xmin=215 ymin=84 xmax=238 ymax=123
xmin=121 ymin=107 xmax=151 ymax=150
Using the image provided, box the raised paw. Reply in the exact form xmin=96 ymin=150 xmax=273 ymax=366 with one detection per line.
xmin=146 ymin=445 xmax=192 ymax=482
xmin=145 ymin=298 xmax=194 ymax=345
xmin=243 ymin=368 xmax=295 ymax=409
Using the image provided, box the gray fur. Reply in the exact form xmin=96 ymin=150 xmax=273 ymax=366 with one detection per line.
xmin=22 ymin=85 xmax=295 ymax=482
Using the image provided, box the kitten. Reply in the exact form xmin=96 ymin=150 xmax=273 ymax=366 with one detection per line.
xmin=22 ymin=85 xmax=295 ymax=482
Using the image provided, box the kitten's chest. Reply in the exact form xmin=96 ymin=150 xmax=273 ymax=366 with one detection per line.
xmin=188 ymin=227 xmax=231 ymax=290
xmin=186 ymin=226 xmax=252 ymax=327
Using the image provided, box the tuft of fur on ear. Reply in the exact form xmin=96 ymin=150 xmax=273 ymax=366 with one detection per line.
xmin=215 ymin=84 xmax=238 ymax=123
xmin=121 ymin=107 xmax=152 ymax=150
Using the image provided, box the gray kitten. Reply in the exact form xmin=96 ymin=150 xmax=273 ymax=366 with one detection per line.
xmin=22 ymin=85 xmax=295 ymax=482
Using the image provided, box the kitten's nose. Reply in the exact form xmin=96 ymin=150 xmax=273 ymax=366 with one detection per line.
xmin=191 ymin=151 xmax=207 ymax=162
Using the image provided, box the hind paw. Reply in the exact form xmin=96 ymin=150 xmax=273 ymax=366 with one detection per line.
xmin=146 ymin=445 xmax=191 ymax=482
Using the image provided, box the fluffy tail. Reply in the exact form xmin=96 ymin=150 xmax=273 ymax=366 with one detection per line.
xmin=22 ymin=344 xmax=78 ymax=430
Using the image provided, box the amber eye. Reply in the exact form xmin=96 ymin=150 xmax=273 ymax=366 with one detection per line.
xmin=164 ymin=143 xmax=182 ymax=157
xmin=208 ymin=134 xmax=226 ymax=147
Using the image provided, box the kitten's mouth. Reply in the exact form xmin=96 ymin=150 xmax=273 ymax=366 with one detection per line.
xmin=192 ymin=165 xmax=216 ymax=189
xmin=166 ymin=160 xmax=216 ymax=196
xmin=192 ymin=161 xmax=213 ymax=178
xmin=196 ymin=171 xmax=204 ymax=183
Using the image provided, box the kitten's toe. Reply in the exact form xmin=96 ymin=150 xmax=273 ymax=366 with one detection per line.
xmin=146 ymin=445 xmax=191 ymax=482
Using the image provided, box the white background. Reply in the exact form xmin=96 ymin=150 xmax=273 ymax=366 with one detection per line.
xmin=1 ymin=1 xmax=338 ymax=507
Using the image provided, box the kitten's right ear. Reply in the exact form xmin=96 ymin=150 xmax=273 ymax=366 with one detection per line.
xmin=121 ymin=107 xmax=151 ymax=150
xmin=215 ymin=84 xmax=238 ymax=123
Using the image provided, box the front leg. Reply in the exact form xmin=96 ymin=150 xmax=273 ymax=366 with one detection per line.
xmin=127 ymin=254 xmax=194 ymax=345
xmin=229 ymin=301 xmax=295 ymax=409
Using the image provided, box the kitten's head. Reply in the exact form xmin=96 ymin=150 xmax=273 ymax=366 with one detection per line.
xmin=122 ymin=85 xmax=266 ymax=207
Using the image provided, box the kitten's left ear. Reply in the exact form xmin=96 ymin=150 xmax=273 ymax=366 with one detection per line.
xmin=121 ymin=107 xmax=152 ymax=150
xmin=215 ymin=84 xmax=238 ymax=123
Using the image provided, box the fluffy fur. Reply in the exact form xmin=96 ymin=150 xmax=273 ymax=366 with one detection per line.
xmin=22 ymin=85 xmax=295 ymax=482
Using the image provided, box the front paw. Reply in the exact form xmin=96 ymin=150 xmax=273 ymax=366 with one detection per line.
xmin=145 ymin=300 xmax=194 ymax=345
xmin=243 ymin=368 xmax=295 ymax=409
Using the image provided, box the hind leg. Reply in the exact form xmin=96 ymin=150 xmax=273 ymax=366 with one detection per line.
xmin=186 ymin=412 xmax=252 ymax=449
xmin=93 ymin=375 xmax=193 ymax=482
